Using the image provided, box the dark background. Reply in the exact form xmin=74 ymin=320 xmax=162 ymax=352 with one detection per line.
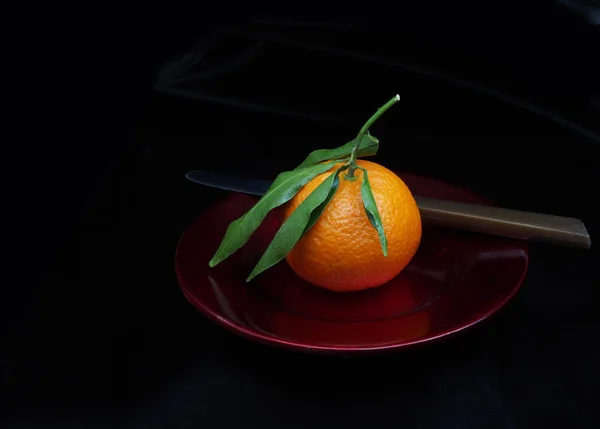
xmin=4 ymin=1 xmax=600 ymax=428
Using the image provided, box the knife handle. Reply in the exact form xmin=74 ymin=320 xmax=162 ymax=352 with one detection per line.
xmin=415 ymin=196 xmax=591 ymax=249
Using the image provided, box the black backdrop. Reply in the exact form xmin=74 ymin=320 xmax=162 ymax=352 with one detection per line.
xmin=4 ymin=2 xmax=600 ymax=428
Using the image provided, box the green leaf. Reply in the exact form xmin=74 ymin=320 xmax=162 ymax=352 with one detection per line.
xmin=209 ymin=161 xmax=337 ymax=267
xmin=359 ymin=167 xmax=388 ymax=257
xmin=246 ymin=165 xmax=348 ymax=281
xmin=302 ymin=164 xmax=348 ymax=235
xmin=293 ymin=133 xmax=379 ymax=171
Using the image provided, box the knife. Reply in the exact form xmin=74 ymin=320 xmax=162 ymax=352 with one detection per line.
xmin=186 ymin=170 xmax=591 ymax=249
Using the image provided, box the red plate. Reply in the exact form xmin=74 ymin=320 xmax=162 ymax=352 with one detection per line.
xmin=175 ymin=172 xmax=528 ymax=354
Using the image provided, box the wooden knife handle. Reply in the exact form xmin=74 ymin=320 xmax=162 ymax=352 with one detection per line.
xmin=415 ymin=196 xmax=591 ymax=249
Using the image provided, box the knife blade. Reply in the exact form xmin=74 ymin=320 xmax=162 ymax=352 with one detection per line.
xmin=185 ymin=170 xmax=591 ymax=249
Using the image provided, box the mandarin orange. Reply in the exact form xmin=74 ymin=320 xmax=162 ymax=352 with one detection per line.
xmin=283 ymin=159 xmax=422 ymax=292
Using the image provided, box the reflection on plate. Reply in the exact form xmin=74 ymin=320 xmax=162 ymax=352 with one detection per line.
xmin=175 ymin=172 xmax=528 ymax=354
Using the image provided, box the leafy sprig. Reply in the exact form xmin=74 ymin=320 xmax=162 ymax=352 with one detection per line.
xmin=209 ymin=95 xmax=401 ymax=280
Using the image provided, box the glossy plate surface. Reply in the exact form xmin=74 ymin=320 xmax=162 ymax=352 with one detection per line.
xmin=175 ymin=172 xmax=529 ymax=354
